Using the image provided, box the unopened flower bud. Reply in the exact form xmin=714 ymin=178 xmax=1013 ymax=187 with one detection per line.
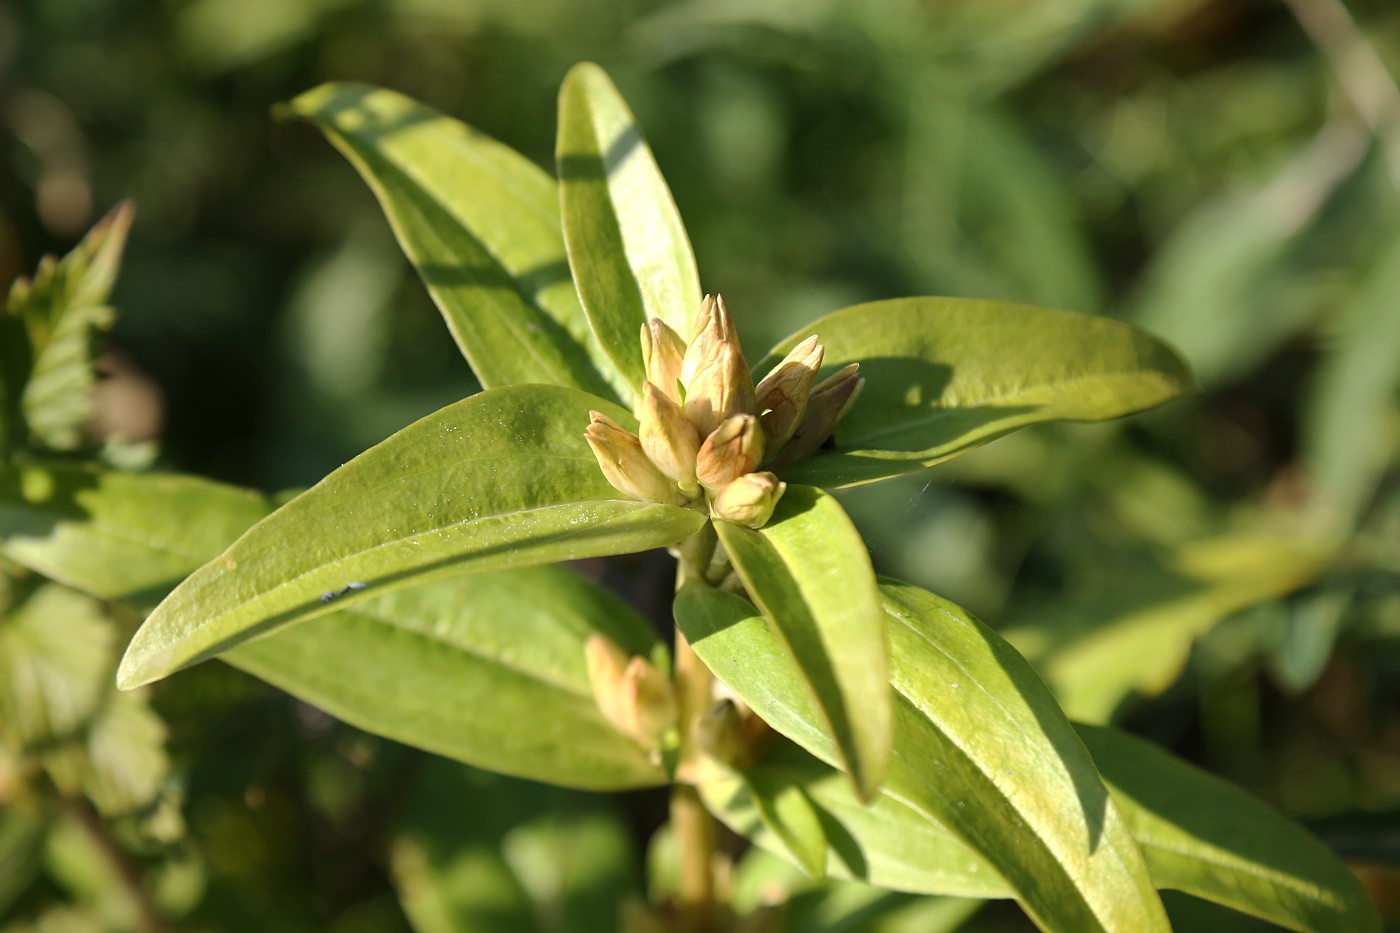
xmin=712 ymin=471 xmax=786 ymax=528
xmin=768 ymin=364 xmax=864 ymax=469
xmin=684 ymin=342 xmax=756 ymax=438
xmin=696 ymin=414 xmax=765 ymax=492
xmin=641 ymin=319 xmax=686 ymax=403
xmin=681 ymin=294 xmax=740 ymax=384
xmin=585 ymin=411 xmax=687 ymax=505
xmin=755 ymin=335 xmax=823 ymax=450
xmin=586 ymin=635 xmax=678 ymax=753
xmin=639 ymin=382 xmax=700 ymax=494
xmin=696 ymin=699 xmax=774 ymax=770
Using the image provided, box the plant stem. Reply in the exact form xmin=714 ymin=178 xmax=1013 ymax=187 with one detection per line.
xmin=671 ymin=526 xmax=720 ymax=930
xmin=59 ymin=796 xmax=165 ymax=933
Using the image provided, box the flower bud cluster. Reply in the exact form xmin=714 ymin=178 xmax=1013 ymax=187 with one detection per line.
xmin=585 ymin=294 xmax=863 ymax=530
xmin=585 ymin=635 xmax=677 ymax=759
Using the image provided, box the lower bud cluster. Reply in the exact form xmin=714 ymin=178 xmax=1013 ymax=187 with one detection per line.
xmin=585 ymin=295 xmax=863 ymax=530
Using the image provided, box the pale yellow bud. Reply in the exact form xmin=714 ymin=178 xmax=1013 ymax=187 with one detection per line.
xmin=585 ymin=411 xmax=687 ymax=505
xmin=696 ymin=414 xmax=765 ymax=492
xmin=585 ymin=636 xmax=678 ymax=753
xmin=684 ymin=342 xmax=756 ymax=438
xmin=640 ymin=318 xmax=686 ymax=403
xmin=639 ymin=382 xmax=701 ymax=494
xmin=681 ymin=292 xmax=743 ymax=376
xmin=712 ymin=471 xmax=786 ymax=528
xmin=768 ymin=364 xmax=864 ymax=470
xmin=755 ymin=335 xmax=823 ymax=450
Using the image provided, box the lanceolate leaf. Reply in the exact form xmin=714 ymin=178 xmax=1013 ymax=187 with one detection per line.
xmin=758 ymin=298 xmax=1194 ymax=488
xmin=679 ymin=579 xmax=1168 ymax=932
xmin=1078 ymin=725 xmax=1381 ymax=933
xmin=711 ymin=485 xmax=891 ymax=801
xmin=117 ymin=384 xmax=706 ymax=689
xmin=229 ymin=567 xmax=667 ymax=790
xmin=557 ymin=63 xmax=702 ymax=391
xmin=685 ymin=578 xmax=1372 ymax=932
xmin=284 ymin=83 xmax=625 ymax=404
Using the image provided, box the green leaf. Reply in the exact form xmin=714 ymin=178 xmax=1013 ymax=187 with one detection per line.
xmin=392 ymin=758 xmax=637 ymax=933
xmin=3 ymin=203 xmax=133 ymax=455
xmin=284 ymin=83 xmax=625 ymax=404
xmin=0 ymin=583 xmax=112 ymax=747
xmin=557 ymin=62 xmax=702 ymax=392
xmin=709 ymin=485 xmax=891 ymax=801
xmin=78 ymin=690 xmax=170 ymax=818
xmin=0 ymin=464 xmax=273 ymax=609
xmin=684 ymin=578 xmax=1168 ymax=932
xmin=0 ymin=804 xmax=48 ymax=917
xmin=226 ymin=566 xmax=667 ymax=790
xmin=1302 ymin=230 xmax=1400 ymax=530
xmin=1079 ymin=725 xmax=1381 ymax=933
xmin=117 ymin=384 xmax=706 ymax=689
xmin=758 ymin=298 xmax=1194 ymax=488
xmin=1003 ymin=532 xmax=1326 ymax=723
xmin=746 ymin=768 xmax=828 ymax=881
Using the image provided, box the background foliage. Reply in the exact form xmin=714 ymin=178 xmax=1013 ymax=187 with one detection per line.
xmin=2 ymin=0 xmax=1398 ymax=929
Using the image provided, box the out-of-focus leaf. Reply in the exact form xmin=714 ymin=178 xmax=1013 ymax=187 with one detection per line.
xmin=1079 ymin=725 xmax=1382 ymax=933
xmin=1302 ymin=230 xmax=1400 ymax=529
xmin=285 ymin=83 xmax=625 ymax=405
xmin=685 ymin=578 xmax=1169 ymax=931
xmin=1269 ymin=589 xmax=1350 ymax=694
xmin=557 ymin=62 xmax=701 ymax=392
xmin=0 ymin=465 xmax=272 ymax=609
xmin=392 ymin=757 xmax=636 ymax=933
xmin=3 ymin=204 xmax=133 ymax=455
xmin=759 ymin=298 xmax=1194 ymax=488
xmin=0 ymin=583 xmax=111 ymax=747
xmin=0 ymin=804 xmax=48 ymax=916
xmin=227 ymin=567 xmax=666 ymax=790
xmin=1128 ymin=124 xmax=1365 ymax=387
xmin=709 ymin=486 xmax=891 ymax=801
xmin=1005 ymin=532 xmax=1328 ymax=722
xmin=117 ymin=385 xmax=706 ymax=689
xmin=78 ymin=690 xmax=169 ymax=818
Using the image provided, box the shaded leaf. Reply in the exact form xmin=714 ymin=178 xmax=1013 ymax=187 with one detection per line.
xmin=557 ymin=62 xmax=701 ymax=392
xmin=0 ymin=583 xmax=112 ymax=747
xmin=285 ymin=82 xmax=624 ymax=404
xmin=0 ymin=464 xmax=273 ymax=610
xmin=709 ymin=485 xmax=890 ymax=801
xmin=685 ymin=578 xmax=1168 ymax=931
xmin=118 ymin=384 xmax=706 ymax=689
xmin=746 ymin=769 xmax=827 ymax=880
xmin=1079 ymin=725 xmax=1381 ymax=933
xmin=759 ymin=298 xmax=1194 ymax=488
xmin=227 ymin=567 xmax=667 ymax=790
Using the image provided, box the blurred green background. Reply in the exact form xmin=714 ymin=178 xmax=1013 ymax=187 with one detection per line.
xmin=3 ymin=0 xmax=1399 ymax=929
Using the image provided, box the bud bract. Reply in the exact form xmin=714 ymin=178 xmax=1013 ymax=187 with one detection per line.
xmin=711 ymin=471 xmax=786 ymax=528
xmin=696 ymin=414 xmax=765 ymax=492
xmin=639 ymin=382 xmax=701 ymax=494
xmin=768 ymin=364 xmax=864 ymax=469
xmin=641 ymin=318 xmax=686 ymax=403
xmin=585 ymin=411 xmax=687 ymax=505
xmin=755 ymin=335 xmax=823 ymax=450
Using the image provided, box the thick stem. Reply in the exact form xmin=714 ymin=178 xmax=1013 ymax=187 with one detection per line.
xmin=670 ymin=526 xmax=720 ymax=930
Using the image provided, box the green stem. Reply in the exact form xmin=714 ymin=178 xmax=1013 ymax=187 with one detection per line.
xmin=671 ymin=525 xmax=720 ymax=930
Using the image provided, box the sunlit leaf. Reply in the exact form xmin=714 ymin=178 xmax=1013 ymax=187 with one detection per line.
xmin=557 ymin=62 xmax=702 ymax=392
xmin=746 ymin=768 xmax=827 ymax=880
xmin=1079 ymin=725 xmax=1381 ymax=933
xmin=759 ymin=298 xmax=1194 ymax=488
xmin=708 ymin=485 xmax=891 ymax=801
xmin=227 ymin=567 xmax=667 ymax=790
xmin=684 ymin=578 xmax=1168 ymax=931
xmin=285 ymin=83 xmax=625 ymax=404
xmin=118 ymin=385 xmax=706 ymax=689
xmin=79 ymin=690 xmax=169 ymax=818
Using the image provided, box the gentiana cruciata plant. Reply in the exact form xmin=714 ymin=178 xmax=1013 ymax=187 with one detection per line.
xmin=0 ymin=61 xmax=1360 ymax=933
